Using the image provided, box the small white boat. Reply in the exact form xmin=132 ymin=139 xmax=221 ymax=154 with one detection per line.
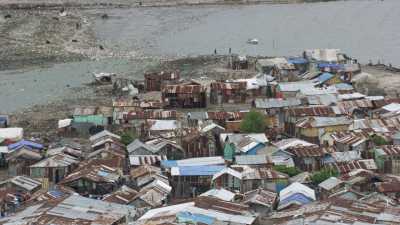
xmin=92 ymin=72 xmax=116 ymax=84
xmin=247 ymin=38 xmax=259 ymax=45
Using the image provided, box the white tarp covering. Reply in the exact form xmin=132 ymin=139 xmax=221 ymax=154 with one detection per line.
xmin=58 ymin=119 xmax=72 ymax=129
xmin=0 ymin=128 xmax=23 ymax=141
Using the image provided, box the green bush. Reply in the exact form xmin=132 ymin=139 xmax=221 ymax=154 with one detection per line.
xmin=240 ymin=110 xmax=266 ymax=133
xmin=311 ymin=168 xmax=339 ymax=185
xmin=273 ymin=165 xmax=302 ymax=177
xmin=120 ymin=131 xmax=137 ymax=146
xmin=370 ymin=134 xmax=388 ymax=146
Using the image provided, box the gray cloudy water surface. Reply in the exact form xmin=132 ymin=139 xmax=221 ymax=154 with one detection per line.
xmin=95 ymin=0 xmax=400 ymax=64
xmin=1 ymin=0 xmax=400 ymax=113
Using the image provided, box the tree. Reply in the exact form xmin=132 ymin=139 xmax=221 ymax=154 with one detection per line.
xmin=370 ymin=134 xmax=388 ymax=146
xmin=240 ymin=110 xmax=266 ymax=133
xmin=311 ymin=168 xmax=339 ymax=185
xmin=120 ymin=130 xmax=137 ymax=146
xmin=273 ymin=165 xmax=302 ymax=177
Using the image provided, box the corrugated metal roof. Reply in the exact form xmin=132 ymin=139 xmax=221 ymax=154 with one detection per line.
xmin=206 ymin=111 xmax=246 ymax=121
xmin=162 ymin=82 xmax=206 ymax=94
xmin=129 ymin=155 xmax=167 ymax=166
xmin=278 ymin=81 xmax=316 ymax=92
xmin=376 ymin=145 xmax=400 ymax=156
xmin=148 ymin=120 xmax=178 ymax=130
xmin=235 ymin=155 xmax=269 ymax=165
xmin=254 ymin=98 xmax=301 ymax=109
xmin=287 ymin=146 xmax=334 ymax=157
xmin=161 ymin=156 xmax=225 ymax=168
xmin=286 ymin=106 xmax=335 ymax=117
xmin=200 ymin=188 xmax=235 ymax=202
xmin=243 ymin=189 xmax=277 ymax=207
xmin=273 ymin=138 xmax=316 ymax=151
xmin=296 ymin=116 xmax=352 ymax=128
xmin=89 ymin=130 xmax=121 ymax=142
xmin=30 ymin=153 xmax=79 ymax=168
xmin=318 ymin=177 xmax=343 ymax=191
xmin=335 ymin=159 xmax=377 ymax=174
xmin=171 ymin=165 xmax=225 ymax=176
xmin=8 ymin=176 xmax=41 ymax=191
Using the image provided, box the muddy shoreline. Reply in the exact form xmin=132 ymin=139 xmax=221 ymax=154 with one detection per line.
xmin=0 ymin=0 xmax=337 ymax=10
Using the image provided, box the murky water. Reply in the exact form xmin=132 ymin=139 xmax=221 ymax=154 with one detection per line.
xmin=2 ymin=0 xmax=400 ymax=113
xmin=94 ymin=0 xmax=400 ymax=64
xmin=0 ymin=58 xmax=157 ymax=113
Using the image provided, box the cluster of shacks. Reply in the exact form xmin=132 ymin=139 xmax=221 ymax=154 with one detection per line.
xmin=3 ymin=49 xmax=400 ymax=225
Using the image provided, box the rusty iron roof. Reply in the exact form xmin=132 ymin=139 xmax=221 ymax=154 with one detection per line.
xmin=124 ymin=110 xmax=180 ymax=120
xmin=206 ymin=111 xmax=246 ymax=121
xmin=377 ymin=145 xmax=400 ymax=156
xmin=210 ymin=81 xmax=247 ymax=91
xmin=286 ymin=106 xmax=336 ymax=117
xmin=334 ymin=159 xmax=377 ymax=174
xmin=376 ymin=182 xmax=400 ymax=193
xmin=145 ymin=70 xmax=180 ymax=80
xmin=287 ymin=146 xmax=335 ymax=157
xmin=103 ymin=185 xmax=138 ymax=204
xmin=162 ymin=82 xmax=206 ymax=94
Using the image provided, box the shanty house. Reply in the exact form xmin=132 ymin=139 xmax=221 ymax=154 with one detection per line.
xmin=130 ymin=179 xmax=172 ymax=213
xmin=6 ymin=140 xmax=44 ymax=176
xmin=0 ymin=194 xmax=136 ymax=224
xmin=206 ymin=111 xmax=246 ymax=132
xmin=284 ymin=106 xmax=339 ymax=136
xmin=330 ymin=131 xmax=369 ymax=153
xmin=129 ymin=165 xmax=166 ymax=189
xmin=162 ymin=81 xmax=207 ymax=108
xmin=222 ymin=133 xmax=268 ymax=161
xmin=284 ymin=145 xmax=334 ymax=172
xmin=161 ymin=157 xmax=226 ymax=197
xmin=278 ymin=182 xmax=316 ymax=210
xmin=59 ymin=161 xmax=122 ymax=197
xmin=375 ymin=145 xmax=400 ymax=174
xmin=182 ymin=128 xmax=219 ymax=158
xmin=138 ymin=196 xmax=255 ymax=225
xmin=0 ymin=176 xmax=42 ymax=195
xmin=169 ymin=165 xmax=225 ymax=198
xmin=212 ymin=166 xmax=288 ymax=193
xmin=242 ymin=189 xmax=277 ymax=215
xmin=127 ymin=138 xmax=184 ymax=160
xmin=296 ymin=116 xmax=352 ymax=144
xmin=318 ymin=177 xmax=345 ymax=200
xmin=73 ymin=106 xmax=110 ymax=127
xmin=144 ymin=70 xmax=180 ymax=92
xmin=256 ymin=58 xmax=297 ymax=82
xmin=29 ymin=153 xmax=79 ymax=184
xmin=210 ymin=81 xmax=247 ymax=104
xmin=254 ymin=98 xmax=301 ymax=130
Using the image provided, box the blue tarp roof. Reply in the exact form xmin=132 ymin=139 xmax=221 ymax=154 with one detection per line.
xmin=48 ymin=190 xmax=64 ymax=198
xmin=177 ymin=212 xmax=215 ymax=225
xmin=175 ymin=165 xmax=225 ymax=176
xmin=279 ymin=193 xmax=314 ymax=206
xmin=335 ymin=83 xmax=354 ymax=90
xmin=8 ymin=139 xmax=44 ymax=151
xmin=161 ymin=160 xmax=178 ymax=168
xmin=287 ymin=57 xmax=308 ymax=65
xmin=317 ymin=72 xmax=334 ymax=83
xmin=318 ymin=63 xmax=345 ymax=70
